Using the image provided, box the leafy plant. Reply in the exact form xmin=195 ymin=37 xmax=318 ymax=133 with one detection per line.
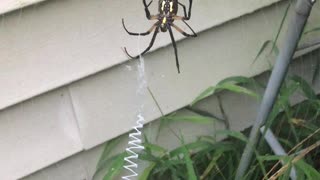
xmin=94 ymin=73 xmax=320 ymax=179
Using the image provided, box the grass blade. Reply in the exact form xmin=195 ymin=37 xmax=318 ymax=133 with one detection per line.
xmin=100 ymin=152 xmax=127 ymax=180
xmin=312 ymin=60 xmax=320 ymax=84
xmin=290 ymin=75 xmax=317 ymax=99
xmin=190 ymin=86 xmax=216 ymax=106
xmin=181 ymin=146 xmax=197 ymax=180
xmin=252 ymin=2 xmax=290 ymax=65
xmin=217 ymin=83 xmax=258 ymax=98
xmin=191 ymin=83 xmax=258 ymax=106
xmin=96 ymin=137 xmax=122 ymax=170
xmin=217 ymin=76 xmax=257 ymax=86
xmin=170 ymin=141 xmax=212 ymax=157
xmin=215 ymin=130 xmax=248 ymax=142
xmin=166 ymin=115 xmax=217 ymax=124
xmin=139 ymin=163 xmax=156 ymax=180
xmin=270 ymin=2 xmax=291 ymax=54
xmin=295 ymin=159 xmax=320 ymax=179
xmin=304 ymin=27 xmax=320 ymax=35
xmin=252 ymin=40 xmax=274 ymax=65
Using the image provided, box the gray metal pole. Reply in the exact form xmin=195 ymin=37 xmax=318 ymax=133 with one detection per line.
xmin=235 ymin=0 xmax=315 ymax=179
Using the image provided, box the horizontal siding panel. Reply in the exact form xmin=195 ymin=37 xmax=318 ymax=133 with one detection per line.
xmin=0 ymin=0 xmax=47 ymax=15
xmin=0 ymin=88 xmax=83 ymax=179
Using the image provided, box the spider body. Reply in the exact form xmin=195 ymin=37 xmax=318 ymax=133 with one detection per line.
xmin=122 ymin=0 xmax=197 ymax=73
xmin=159 ymin=0 xmax=178 ymax=32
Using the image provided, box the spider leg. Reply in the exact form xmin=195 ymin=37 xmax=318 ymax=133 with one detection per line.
xmin=143 ymin=0 xmax=154 ymax=19
xmin=122 ymin=19 xmax=158 ymax=36
xmin=171 ymin=23 xmax=197 ymax=37
xmin=123 ymin=47 xmax=135 ymax=59
xmin=123 ymin=26 xmax=160 ymax=58
xmin=181 ymin=20 xmax=197 ymax=36
xmin=187 ymin=0 xmax=193 ymax=19
xmin=178 ymin=0 xmax=192 ymax=20
xmin=168 ymin=26 xmax=180 ymax=73
xmin=178 ymin=2 xmax=188 ymax=19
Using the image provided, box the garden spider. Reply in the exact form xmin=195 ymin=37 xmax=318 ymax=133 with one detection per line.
xmin=122 ymin=0 xmax=197 ymax=73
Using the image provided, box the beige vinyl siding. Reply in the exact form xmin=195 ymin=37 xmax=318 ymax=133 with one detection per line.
xmin=0 ymin=0 xmax=320 ymax=179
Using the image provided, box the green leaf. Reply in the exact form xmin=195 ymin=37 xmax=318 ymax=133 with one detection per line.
xmin=200 ymin=149 xmax=225 ymax=179
xmin=304 ymin=27 xmax=320 ymax=35
xmin=93 ymin=154 xmax=121 ymax=180
xmin=93 ymin=137 xmax=124 ymax=179
xmin=103 ymin=152 xmax=127 ymax=180
xmin=139 ymin=163 xmax=156 ymax=180
xmin=217 ymin=76 xmax=257 ymax=86
xmin=170 ymin=141 xmax=212 ymax=157
xmin=138 ymin=151 xmax=161 ymax=162
xmin=312 ymin=60 xmax=320 ymax=84
xmin=270 ymin=2 xmax=291 ymax=54
xmin=138 ymin=143 xmax=168 ymax=180
xmin=96 ymin=137 xmax=122 ymax=170
xmin=191 ymin=83 xmax=258 ymax=106
xmin=252 ymin=2 xmax=290 ymax=65
xmin=181 ymin=146 xmax=197 ymax=180
xmin=253 ymin=40 xmax=280 ymax=66
xmin=186 ymin=107 xmax=225 ymax=122
xmin=218 ymin=83 xmax=258 ymax=98
xmin=166 ymin=115 xmax=217 ymax=124
xmin=295 ymin=159 xmax=320 ymax=179
xmin=215 ymin=130 xmax=248 ymax=142
xmin=252 ymin=40 xmax=274 ymax=65
xmin=198 ymin=135 xmax=216 ymax=144
xmin=190 ymin=86 xmax=216 ymax=106
xmin=289 ymin=75 xmax=317 ymax=100
xmin=143 ymin=142 xmax=167 ymax=154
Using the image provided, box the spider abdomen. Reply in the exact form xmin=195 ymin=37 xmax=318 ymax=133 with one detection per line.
xmin=159 ymin=0 xmax=178 ymax=32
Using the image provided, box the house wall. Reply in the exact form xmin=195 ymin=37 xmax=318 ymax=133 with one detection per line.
xmin=0 ymin=0 xmax=282 ymax=111
xmin=0 ymin=0 xmax=319 ymax=179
